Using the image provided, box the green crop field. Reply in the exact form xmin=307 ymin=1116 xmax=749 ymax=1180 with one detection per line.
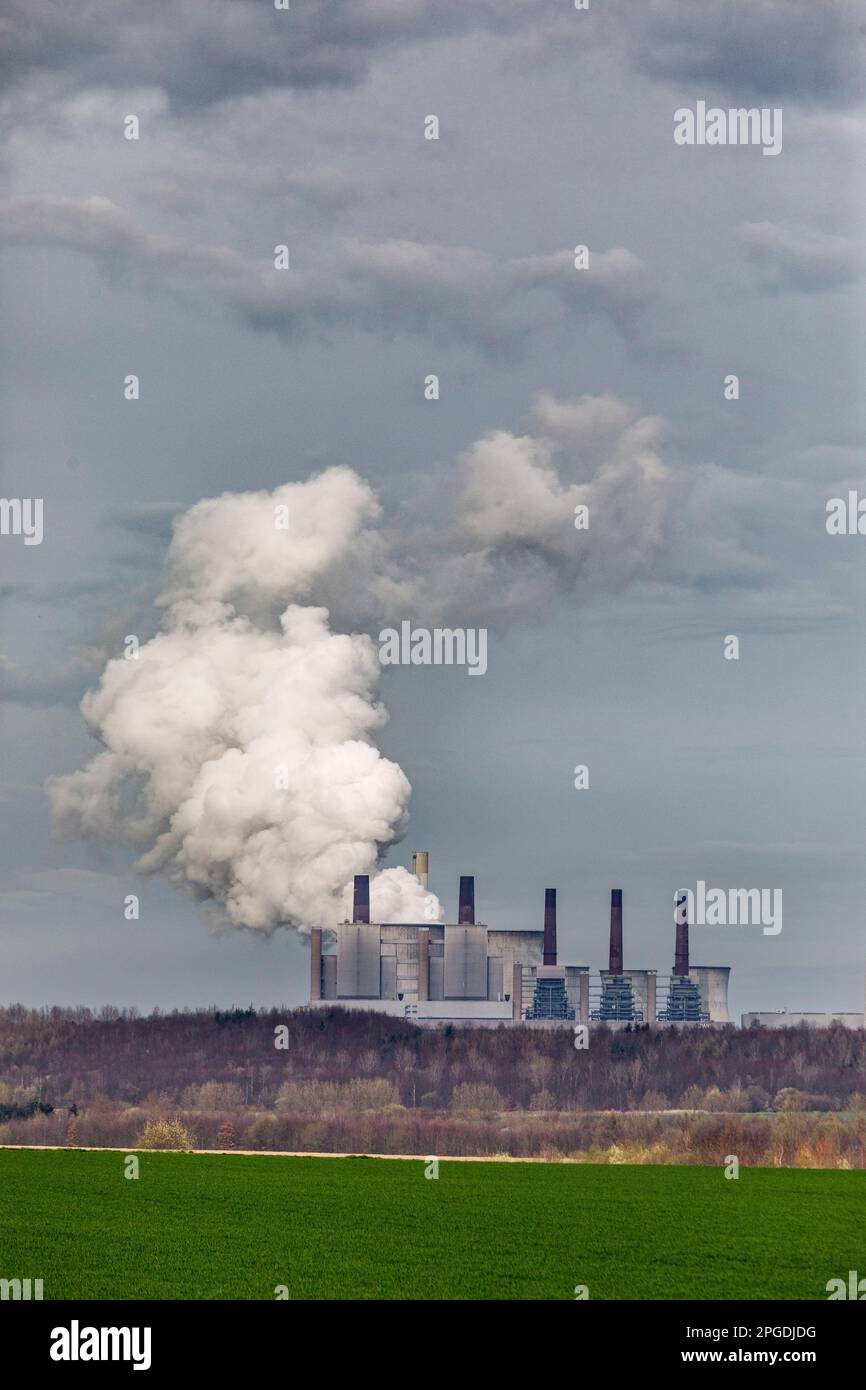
xmin=0 ymin=1148 xmax=860 ymax=1300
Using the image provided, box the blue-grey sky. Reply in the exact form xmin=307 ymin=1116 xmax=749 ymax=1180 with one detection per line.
xmin=1 ymin=0 xmax=864 ymax=1017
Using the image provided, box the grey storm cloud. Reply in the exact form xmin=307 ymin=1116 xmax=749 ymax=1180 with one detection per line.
xmin=2 ymin=0 xmax=860 ymax=112
xmin=623 ymin=0 xmax=866 ymax=108
xmin=45 ymin=395 xmax=685 ymax=932
xmin=737 ymin=222 xmax=862 ymax=295
xmin=136 ymin=394 xmax=687 ymax=634
xmin=0 ymin=0 xmax=550 ymax=108
xmin=0 ymin=195 xmax=652 ymax=353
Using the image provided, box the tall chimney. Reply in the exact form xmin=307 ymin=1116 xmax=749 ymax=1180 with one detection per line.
xmin=543 ymin=888 xmax=557 ymax=966
xmin=310 ymin=927 xmax=322 ymax=1002
xmin=411 ymin=851 xmax=429 ymax=889
xmin=353 ymin=874 xmax=370 ymax=924
xmin=458 ymin=875 xmax=475 ymax=924
xmin=609 ymin=889 xmax=623 ymax=975
xmin=673 ymin=892 xmax=689 ymax=978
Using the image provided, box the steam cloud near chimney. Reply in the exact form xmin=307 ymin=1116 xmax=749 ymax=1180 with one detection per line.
xmin=49 ymin=395 xmax=679 ymax=936
xmin=49 ymin=469 xmax=439 ymax=934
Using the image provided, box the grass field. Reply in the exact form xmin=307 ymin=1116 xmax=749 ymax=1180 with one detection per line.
xmin=0 ymin=1148 xmax=861 ymax=1300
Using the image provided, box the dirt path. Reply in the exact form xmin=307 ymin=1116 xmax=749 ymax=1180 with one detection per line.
xmin=0 ymin=1143 xmax=564 ymax=1163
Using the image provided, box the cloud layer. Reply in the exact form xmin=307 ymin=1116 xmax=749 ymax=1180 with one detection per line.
xmin=48 ymin=392 xmax=685 ymax=930
xmin=0 ymin=195 xmax=651 ymax=353
xmin=5 ymin=1 xmax=861 ymax=110
xmin=50 ymin=590 xmax=435 ymax=935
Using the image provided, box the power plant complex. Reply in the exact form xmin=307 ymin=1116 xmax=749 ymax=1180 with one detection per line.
xmin=309 ymin=853 xmax=732 ymax=1027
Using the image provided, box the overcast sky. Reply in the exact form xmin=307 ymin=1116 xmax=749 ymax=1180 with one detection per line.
xmin=1 ymin=0 xmax=864 ymax=1018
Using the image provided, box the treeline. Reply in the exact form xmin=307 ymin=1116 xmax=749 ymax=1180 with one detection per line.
xmin=2 ymin=1098 xmax=866 ymax=1168
xmin=0 ymin=1098 xmax=54 ymax=1124
xmin=0 ymin=1004 xmax=863 ymax=1114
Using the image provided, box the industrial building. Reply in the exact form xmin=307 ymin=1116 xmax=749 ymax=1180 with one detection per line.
xmin=742 ymin=1011 xmax=865 ymax=1030
xmin=310 ymin=867 xmax=589 ymax=1024
xmin=308 ymin=853 xmax=732 ymax=1027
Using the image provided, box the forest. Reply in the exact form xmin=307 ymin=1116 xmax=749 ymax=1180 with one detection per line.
xmin=0 ymin=1005 xmax=864 ymax=1163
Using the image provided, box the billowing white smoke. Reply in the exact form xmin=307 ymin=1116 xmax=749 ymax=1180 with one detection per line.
xmin=51 ymin=394 xmax=680 ymax=934
xmin=433 ymin=392 xmax=679 ymax=624
xmin=50 ymin=471 xmax=439 ymax=933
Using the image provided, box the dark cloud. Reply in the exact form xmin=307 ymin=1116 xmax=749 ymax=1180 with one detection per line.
xmin=623 ymin=0 xmax=865 ymax=107
xmin=0 ymin=0 xmax=544 ymax=108
xmin=3 ymin=0 xmax=860 ymax=114
xmin=2 ymin=0 xmax=863 ymax=1013
xmin=0 ymin=196 xmax=652 ymax=352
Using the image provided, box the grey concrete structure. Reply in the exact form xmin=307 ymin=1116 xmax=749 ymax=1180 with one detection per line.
xmin=411 ymin=851 xmax=429 ymax=889
xmin=311 ymin=859 xmax=588 ymax=1026
xmin=336 ymin=922 xmax=380 ymax=998
xmin=689 ymin=966 xmax=730 ymax=1024
xmin=512 ymin=962 xmax=522 ymax=1023
xmin=742 ymin=1010 xmax=864 ymax=1030
xmin=310 ymin=927 xmax=322 ymax=1002
xmin=308 ymin=853 xmax=735 ymax=1028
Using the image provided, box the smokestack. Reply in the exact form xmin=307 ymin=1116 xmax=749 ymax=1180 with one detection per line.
xmin=458 ymin=875 xmax=475 ymax=924
xmin=310 ymin=927 xmax=322 ymax=1001
xmin=609 ymin=889 xmax=623 ymax=975
xmin=412 ymin=851 xmax=429 ymax=889
xmin=543 ymin=888 xmax=557 ymax=966
xmin=353 ymin=874 xmax=370 ymax=924
xmin=674 ymin=892 xmax=689 ymax=978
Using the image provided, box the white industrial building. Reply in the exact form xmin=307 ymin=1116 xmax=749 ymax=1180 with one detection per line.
xmin=310 ymin=868 xmax=590 ymax=1025
xmin=742 ymin=1010 xmax=864 ymax=1030
xmin=308 ymin=855 xmax=732 ymax=1027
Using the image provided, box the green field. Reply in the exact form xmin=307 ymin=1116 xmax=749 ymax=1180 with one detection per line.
xmin=0 ymin=1149 xmax=860 ymax=1300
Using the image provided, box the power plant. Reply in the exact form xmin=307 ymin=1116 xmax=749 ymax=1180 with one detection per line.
xmin=308 ymin=853 xmax=732 ymax=1027
xmin=657 ymin=892 xmax=707 ymax=1023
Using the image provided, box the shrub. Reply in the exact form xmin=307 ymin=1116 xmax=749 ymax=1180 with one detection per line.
xmin=773 ymin=1088 xmax=805 ymax=1113
xmin=216 ymin=1120 xmax=237 ymax=1148
xmin=275 ymin=1077 xmax=399 ymax=1113
xmin=680 ymin=1085 xmax=705 ymax=1109
xmin=641 ymin=1091 xmax=669 ymax=1112
xmin=214 ymin=1007 xmax=256 ymax=1027
xmin=243 ymin=1114 xmax=280 ymax=1149
xmin=181 ymin=1081 xmax=245 ymax=1111
xmin=450 ymin=1083 xmax=503 ymax=1115
xmin=136 ymin=1118 xmax=194 ymax=1151
xmin=343 ymin=1078 xmax=400 ymax=1111
xmin=529 ymin=1089 xmax=556 ymax=1112
xmin=743 ymin=1084 xmax=771 ymax=1112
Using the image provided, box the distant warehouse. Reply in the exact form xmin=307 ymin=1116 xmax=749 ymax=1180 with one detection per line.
xmin=742 ymin=1011 xmax=864 ymax=1030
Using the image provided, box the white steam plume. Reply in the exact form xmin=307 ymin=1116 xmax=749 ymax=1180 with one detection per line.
xmin=50 ymin=471 xmax=438 ymax=933
xmin=51 ymin=394 xmax=681 ymax=933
